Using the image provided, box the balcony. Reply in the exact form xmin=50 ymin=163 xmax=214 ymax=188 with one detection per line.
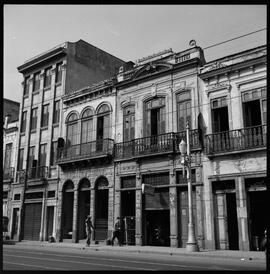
xmin=205 ymin=125 xmax=267 ymax=156
xmin=3 ymin=167 xmax=15 ymax=182
xmin=27 ymin=166 xmax=48 ymax=180
xmin=114 ymin=130 xmax=202 ymax=160
xmin=56 ymin=138 xmax=114 ymax=166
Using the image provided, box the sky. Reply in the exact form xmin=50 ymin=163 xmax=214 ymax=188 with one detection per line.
xmin=4 ymin=5 xmax=266 ymax=103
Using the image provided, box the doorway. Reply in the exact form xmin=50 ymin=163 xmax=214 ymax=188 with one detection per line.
xmin=226 ymin=193 xmax=239 ymax=250
xmin=11 ymin=208 xmax=19 ymax=240
xmin=46 ymin=206 xmax=54 ymax=241
xmin=248 ymin=190 xmax=267 ymax=251
xmin=144 ymin=210 xmax=170 ymax=246
xmin=95 ymin=177 xmax=109 ymax=241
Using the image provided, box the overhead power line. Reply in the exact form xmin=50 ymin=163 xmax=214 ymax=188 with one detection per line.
xmin=203 ymin=28 xmax=267 ymax=50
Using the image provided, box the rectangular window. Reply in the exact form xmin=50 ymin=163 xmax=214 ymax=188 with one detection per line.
xmin=18 ymin=148 xmax=24 ymax=170
xmin=50 ymin=141 xmax=58 ymax=166
xmin=28 ymin=146 xmax=35 ymax=168
xmin=211 ymin=97 xmax=229 ymax=132
xmin=4 ymin=143 xmax=13 ymax=171
xmin=39 ymin=144 xmax=47 ymax=167
xmin=41 ymin=104 xmax=49 ymax=127
xmin=21 ymin=111 xmax=27 ymax=133
xmin=30 ymin=108 xmax=38 ymax=131
xmin=33 ymin=72 xmax=40 ymax=91
xmin=55 ymin=62 xmax=62 ymax=83
xmin=53 ymin=100 xmax=60 ymax=124
xmin=24 ymin=76 xmax=30 ymax=96
xmin=44 ymin=67 xmax=52 ymax=87
xmin=177 ymin=92 xmax=191 ymax=131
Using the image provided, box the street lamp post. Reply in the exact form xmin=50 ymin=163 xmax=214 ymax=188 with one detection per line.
xmin=179 ymin=121 xmax=199 ymax=252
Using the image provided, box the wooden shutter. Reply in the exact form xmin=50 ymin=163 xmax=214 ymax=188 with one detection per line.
xmin=130 ymin=114 xmax=135 ymax=140
xmin=178 ymin=102 xmax=185 ymax=131
xmin=103 ymin=114 xmax=110 ymax=139
xmin=159 ymin=107 xmax=166 ymax=134
xmin=145 ymin=110 xmax=151 ymax=137
xmin=261 ymin=99 xmax=267 ymax=124
xmin=124 ymin=116 xmax=130 ymax=141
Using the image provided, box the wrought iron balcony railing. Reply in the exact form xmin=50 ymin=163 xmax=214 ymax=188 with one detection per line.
xmin=27 ymin=166 xmax=48 ymax=180
xmin=3 ymin=167 xmax=15 ymax=181
xmin=56 ymin=138 xmax=114 ymax=164
xmin=114 ymin=130 xmax=202 ymax=159
xmin=205 ymin=125 xmax=267 ymax=155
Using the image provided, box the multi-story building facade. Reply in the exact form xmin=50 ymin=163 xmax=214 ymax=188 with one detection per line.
xmin=199 ymin=45 xmax=267 ymax=251
xmin=55 ymin=78 xmax=118 ymax=243
xmin=113 ymin=45 xmax=206 ymax=248
xmin=11 ymin=40 xmax=125 ymax=241
xmin=3 ymin=99 xmax=20 ymax=234
xmin=8 ymin=38 xmax=266 ymax=252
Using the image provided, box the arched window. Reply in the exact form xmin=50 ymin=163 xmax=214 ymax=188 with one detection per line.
xmin=96 ymin=104 xmax=110 ymax=140
xmin=66 ymin=112 xmax=79 ymax=146
xmin=176 ymin=91 xmax=191 ymax=131
xmin=81 ymin=108 xmax=94 ymax=144
xmin=144 ymin=97 xmax=166 ymax=137
xmin=123 ymin=105 xmax=135 ymax=141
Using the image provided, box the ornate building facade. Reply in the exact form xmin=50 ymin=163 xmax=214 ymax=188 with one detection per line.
xmin=6 ymin=40 xmax=267 ymax=251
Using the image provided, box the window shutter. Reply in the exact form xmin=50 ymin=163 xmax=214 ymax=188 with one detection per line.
xmin=130 ymin=114 xmax=135 ymax=140
xmin=262 ymin=99 xmax=267 ymax=124
xmin=145 ymin=110 xmax=151 ymax=137
xmin=124 ymin=116 xmax=130 ymax=142
xmin=186 ymin=101 xmax=191 ymax=129
xmin=160 ymin=107 xmax=166 ymax=134
xmin=103 ymin=115 xmax=110 ymax=139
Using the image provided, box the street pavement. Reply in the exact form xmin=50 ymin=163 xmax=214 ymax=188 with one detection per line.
xmin=3 ymin=240 xmax=267 ymax=271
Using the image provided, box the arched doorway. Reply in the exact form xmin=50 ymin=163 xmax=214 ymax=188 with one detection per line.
xmin=95 ymin=176 xmax=109 ymax=241
xmin=62 ymin=180 xmax=74 ymax=240
xmin=77 ymin=178 xmax=91 ymax=241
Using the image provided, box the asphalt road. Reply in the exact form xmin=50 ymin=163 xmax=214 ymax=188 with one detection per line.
xmin=3 ymin=245 xmax=266 ymax=271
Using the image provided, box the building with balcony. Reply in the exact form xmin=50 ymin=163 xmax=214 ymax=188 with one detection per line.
xmin=55 ymin=78 xmax=117 ymax=243
xmin=114 ymin=44 xmax=206 ymax=248
xmin=3 ymin=99 xmax=20 ymax=235
xmin=199 ymin=45 xmax=267 ymax=251
xmin=11 ymin=40 xmax=125 ymax=241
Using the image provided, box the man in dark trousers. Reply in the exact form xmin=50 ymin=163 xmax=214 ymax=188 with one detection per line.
xmin=111 ymin=217 xmax=122 ymax=246
xmin=85 ymin=215 xmax=94 ymax=247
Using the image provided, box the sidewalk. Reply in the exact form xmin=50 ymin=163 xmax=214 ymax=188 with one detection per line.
xmin=8 ymin=240 xmax=266 ymax=261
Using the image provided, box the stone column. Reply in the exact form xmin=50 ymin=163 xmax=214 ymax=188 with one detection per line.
xmin=169 ymin=162 xmax=178 ymax=247
xmin=135 ymin=163 xmax=142 ymax=246
xmin=235 ymin=176 xmax=249 ymax=251
xmin=108 ymin=186 xmax=114 ymax=239
xmin=56 ymin=190 xmax=63 ymax=242
xmin=114 ymin=175 xmax=121 ymax=221
xmin=40 ymin=189 xmax=47 ymax=241
xmin=72 ymin=189 xmax=79 ymax=243
xmin=89 ymin=187 xmax=95 ymax=241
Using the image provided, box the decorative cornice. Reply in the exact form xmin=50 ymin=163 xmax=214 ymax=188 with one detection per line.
xmin=206 ymin=81 xmax=231 ymax=96
xmin=235 ymin=75 xmax=266 ymax=88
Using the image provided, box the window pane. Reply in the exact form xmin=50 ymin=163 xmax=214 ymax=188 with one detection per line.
xmin=56 ymin=62 xmax=62 ymax=83
xmin=31 ymin=108 xmax=38 ymax=130
xmin=42 ymin=104 xmax=49 ymax=127
xmin=33 ymin=73 xmax=40 ymax=91
xmin=21 ymin=111 xmax=27 ymax=133
xmin=53 ymin=100 xmax=60 ymax=124
xmin=4 ymin=143 xmax=13 ymax=170
xmin=44 ymin=67 xmax=52 ymax=87
xmin=24 ymin=77 xmax=30 ymax=96
xmin=39 ymin=144 xmax=47 ymax=166
xmin=18 ymin=148 xmax=24 ymax=170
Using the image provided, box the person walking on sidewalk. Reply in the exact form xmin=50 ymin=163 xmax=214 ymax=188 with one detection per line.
xmin=111 ymin=217 xmax=122 ymax=246
xmin=85 ymin=215 xmax=94 ymax=247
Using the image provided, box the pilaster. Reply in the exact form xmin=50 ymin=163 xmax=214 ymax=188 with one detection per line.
xmin=72 ymin=189 xmax=79 ymax=243
xmin=135 ymin=162 xmax=142 ymax=245
xmin=235 ymin=176 xmax=250 ymax=251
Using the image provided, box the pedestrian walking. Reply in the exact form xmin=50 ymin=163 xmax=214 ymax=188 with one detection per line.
xmin=85 ymin=215 xmax=94 ymax=247
xmin=111 ymin=217 xmax=122 ymax=246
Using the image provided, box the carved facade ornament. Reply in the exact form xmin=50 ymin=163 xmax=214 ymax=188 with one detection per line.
xmin=206 ymin=81 xmax=231 ymax=96
xmin=151 ymin=83 xmax=157 ymax=97
xmin=203 ymin=61 xmax=227 ymax=73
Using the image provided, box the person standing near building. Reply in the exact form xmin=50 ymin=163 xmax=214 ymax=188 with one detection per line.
xmin=111 ymin=217 xmax=122 ymax=246
xmin=85 ymin=215 xmax=94 ymax=247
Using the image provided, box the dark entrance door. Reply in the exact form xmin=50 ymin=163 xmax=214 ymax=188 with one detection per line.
xmin=62 ymin=191 xmax=74 ymax=239
xmin=23 ymin=203 xmax=42 ymax=240
xmin=226 ymin=193 xmax=239 ymax=250
xmin=46 ymin=206 xmax=54 ymax=241
xmin=145 ymin=210 xmax=170 ymax=246
xmin=248 ymin=190 xmax=267 ymax=251
xmin=95 ymin=177 xmax=109 ymax=241
xmin=78 ymin=190 xmax=90 ymax=240
xmin=11 ymin=208 xmax=19 ymax=240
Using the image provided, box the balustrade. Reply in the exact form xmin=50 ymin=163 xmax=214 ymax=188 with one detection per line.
xmin=206 ymin=125 xmax=266 ymax=155
xmin=56 ymin=138 xmax=114 ymax=163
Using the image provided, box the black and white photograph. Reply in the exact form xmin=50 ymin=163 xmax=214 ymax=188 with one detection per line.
xmin=3 ymin=4 xmax=267 ymax=271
